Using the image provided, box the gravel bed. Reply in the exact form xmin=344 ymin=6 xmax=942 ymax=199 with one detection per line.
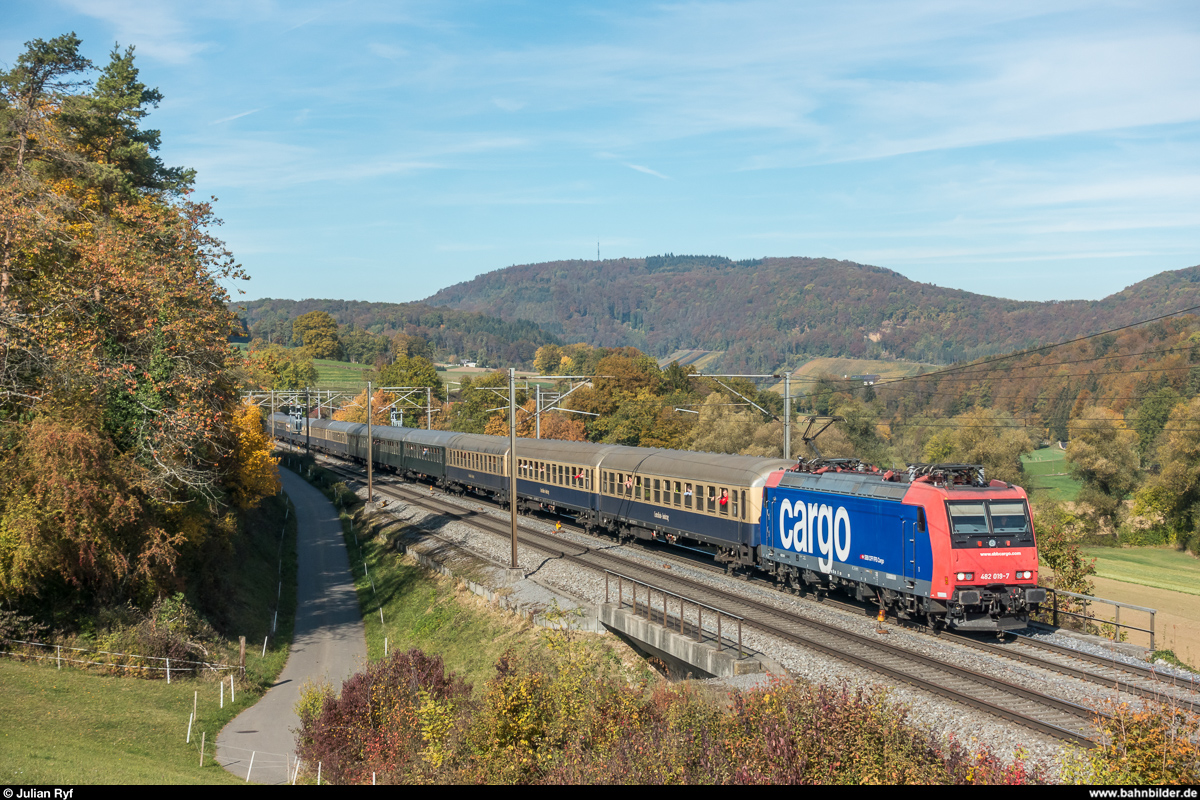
xmin=1017 ymin=626 xmax=1200 ymax=684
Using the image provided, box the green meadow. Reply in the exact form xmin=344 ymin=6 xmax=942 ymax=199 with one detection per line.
xmin=1082 ymin=546 xmax=1200 ymax=597
xmin=1022 ymin=446 xmax=1081 ymax=502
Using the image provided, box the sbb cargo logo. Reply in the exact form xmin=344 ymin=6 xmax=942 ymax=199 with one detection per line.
xmin=777 ymin=499 xmax=851 ymax=574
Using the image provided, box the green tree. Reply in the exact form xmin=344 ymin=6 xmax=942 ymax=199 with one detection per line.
xmin=292 ymin=311 xmax=342 ymax=360
xmin=1067 ymin=406 xmax=1140 ymax=527
xmin=444 ymin=370 xmax=510 ymax=433
xmin=922 ymin=408 xmax=1032 ymax=486
xmin=830 ymin=398 xmax=891 ymax=466
xmin=377 ymin=355 xmax=444 ymax=400
xmin=59 ymin=43 xmax=194 ymax=201
xmin=245 ymin=345 xmax=318 ymax=390
xmin=1132 ymin=386 xmax=1181 ymax=466
xmin=391 ymin=332 xmax=431 ymax=361
xmin=1134 ymin=396 xmax=1200 ymax=554
xmin=689 ymin=393 xmax=765 ymax=455
xmin=341 ymin=327 xmax=389 ymax=365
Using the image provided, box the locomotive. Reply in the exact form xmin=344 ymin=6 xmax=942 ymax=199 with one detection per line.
xmin=270 ymin=413 xmax=1044 ymax=631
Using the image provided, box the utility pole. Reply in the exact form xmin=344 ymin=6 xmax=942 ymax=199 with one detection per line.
xmin=508 ymin=368 xmax=519 ymax=570
xmin=367 ymin=381 xmax=373 ymax=503
xmin=305 ymin=387 xmax=310 ymax=452
xmin=535 ymin=384 xmax=541 ymax=439
xmin=427 ymin=387 xmax=432 ymax=430
xmin=784 ymin=372 xmax=791 ymax=461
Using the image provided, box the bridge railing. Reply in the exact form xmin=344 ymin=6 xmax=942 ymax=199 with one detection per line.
xmin=604 ymin=570 xmax=744 ymax=658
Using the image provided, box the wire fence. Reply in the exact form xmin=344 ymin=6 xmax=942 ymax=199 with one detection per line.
xmin=0 ymin=636 xmax=238 ymax=680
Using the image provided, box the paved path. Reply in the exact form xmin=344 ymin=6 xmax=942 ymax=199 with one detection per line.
xmin=216 ymin=468 xmax=367 ymax=784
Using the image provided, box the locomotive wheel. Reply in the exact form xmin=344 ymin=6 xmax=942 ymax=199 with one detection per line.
xmin=925 ymin=612 xmax=941 ymax=635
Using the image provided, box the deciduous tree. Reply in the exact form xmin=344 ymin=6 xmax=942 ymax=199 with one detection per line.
xmin=292 ymin=311 xmax=342 ymax=360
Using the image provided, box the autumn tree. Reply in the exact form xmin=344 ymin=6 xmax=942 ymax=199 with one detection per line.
xmin=224 ymin=402 xmax=281 ymax=509
xmin=1134 ymin=397 xmax=1200 ymax=554
xmin=0 ymin=413 xmax=160 ymax=601
xmin=292 ymin=310 xmax=342 ymax=360
xmin=533 ymin=344 xmax=564 ymax=375
xmin=1067 ymin=406 xmax=1140 ymax=528
xmin=244 ymin=344 xmax=319 ymax=390
xmin=922 ymin=408 xmax=1032 ymax=486
xmin=334 ymin=388 xmax=397 ymax=427
xmin=0 ymin=35 xmax=250 ymax=607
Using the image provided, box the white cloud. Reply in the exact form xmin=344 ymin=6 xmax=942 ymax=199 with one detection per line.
xmin=211 ymin=108 xmax=262 ymax=125
xmin=624 ymin=163 xmax=670 ymax=180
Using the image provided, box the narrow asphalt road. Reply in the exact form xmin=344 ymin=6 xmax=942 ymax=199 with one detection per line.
xmin=215 ymin=468 xmax=367 ymax=784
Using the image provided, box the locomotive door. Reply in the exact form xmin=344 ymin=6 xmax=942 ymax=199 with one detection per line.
xmin=902 ymin=516 xmax=916 ymax=589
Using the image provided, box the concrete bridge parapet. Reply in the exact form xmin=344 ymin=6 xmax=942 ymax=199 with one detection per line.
xmin=599 ymin=602 xmax=772 ymax=678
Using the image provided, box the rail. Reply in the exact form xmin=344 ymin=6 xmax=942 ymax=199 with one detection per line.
xmin=604 ymin=570 xmax=744 ymax=658
xmin=1041 ymin=589 xmax=1157 ymax=650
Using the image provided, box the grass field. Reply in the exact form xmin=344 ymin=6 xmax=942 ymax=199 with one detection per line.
xmin=1044 ymin=546 xmax=1200 ymax=663
xmin=312 ymin=358 xmax=373 ymax=390
xmin=1021 ymin=446 xmax=1081 ymax=502
xmin=0 ymin=493 xmax=299 ymax=784
xmin=1082 ymin=546 xmax=1200 ymax=597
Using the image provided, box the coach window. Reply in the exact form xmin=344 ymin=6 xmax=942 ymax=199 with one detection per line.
xmin=653 ymin=479 xmax=661 ymax=503
xmin=684 ymin=483 xmax=693 ymax=509
xmin=672 ymin=481 xmax=681 ymax=506
xmin=707 ymin=486 xmax=716 ymax=513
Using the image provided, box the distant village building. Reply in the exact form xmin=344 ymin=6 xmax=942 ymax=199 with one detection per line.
xmin=845 ymin=374 xmax=880 ymax=385
xmin=460 ymin=360 xmax=478 ymax=368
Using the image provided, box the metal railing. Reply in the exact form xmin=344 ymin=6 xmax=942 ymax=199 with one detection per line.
xmin=1042 ymin=589 xmax=1157 ymax=650
xmin=605 ymin=570 xmax=745 ymax=658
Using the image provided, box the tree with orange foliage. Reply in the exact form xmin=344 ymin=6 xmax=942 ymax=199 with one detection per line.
xmin=482 ymin=398 xmax=586 ymax=441
xmin=0 ymin=35 xmax=251 ymax=607
xmin=334 ymin=388 xmax=399 ymax=427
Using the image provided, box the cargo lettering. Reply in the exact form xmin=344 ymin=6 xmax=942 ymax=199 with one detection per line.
xmin=777 ymin=499 xmax=851 ymax=573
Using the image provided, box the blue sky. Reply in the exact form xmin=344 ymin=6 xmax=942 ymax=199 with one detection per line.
xmin=4 ymin=1 xmax=1198 ymax=304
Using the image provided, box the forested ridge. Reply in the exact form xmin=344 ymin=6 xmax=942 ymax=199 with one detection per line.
xmin=232 ymin=297 xmax=559 ymax=369
xmin=424 ymin=255 xmax=1200 ymax=372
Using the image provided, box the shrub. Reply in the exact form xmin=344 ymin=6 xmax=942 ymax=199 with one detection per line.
xmin=294 ymin=648 xmax=470 ymax=784
xmin=1062 ymin=699 xmax=1200 ymax=785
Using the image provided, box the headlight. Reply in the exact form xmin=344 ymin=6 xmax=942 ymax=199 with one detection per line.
xmin=956 ymin=572 xmax=973 ymax=581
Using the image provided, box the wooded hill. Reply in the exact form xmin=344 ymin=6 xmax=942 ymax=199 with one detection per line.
xmin=230 ymin=298 xmax=560 ymax=369
xmin=424 ymin=255 xmax=1200 ymax=373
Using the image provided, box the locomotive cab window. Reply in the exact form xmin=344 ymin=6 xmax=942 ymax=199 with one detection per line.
xmin=947 ymin=500 xmax=1034 ymax=548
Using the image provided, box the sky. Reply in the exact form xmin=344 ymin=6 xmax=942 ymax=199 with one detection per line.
xmin=4 ymin=1 xmax=1199 ymax=305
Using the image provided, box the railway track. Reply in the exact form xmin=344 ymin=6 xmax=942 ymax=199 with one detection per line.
xmin=296 ymin=451 xmax=1109 ymax=746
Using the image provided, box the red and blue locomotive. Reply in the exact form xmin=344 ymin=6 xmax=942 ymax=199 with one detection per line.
xmin=759 ymin=461 xmax=1044 ymax=631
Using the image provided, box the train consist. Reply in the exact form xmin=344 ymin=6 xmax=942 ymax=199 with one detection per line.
xmin=271 ymin=413 xmax=1045 ymax=632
